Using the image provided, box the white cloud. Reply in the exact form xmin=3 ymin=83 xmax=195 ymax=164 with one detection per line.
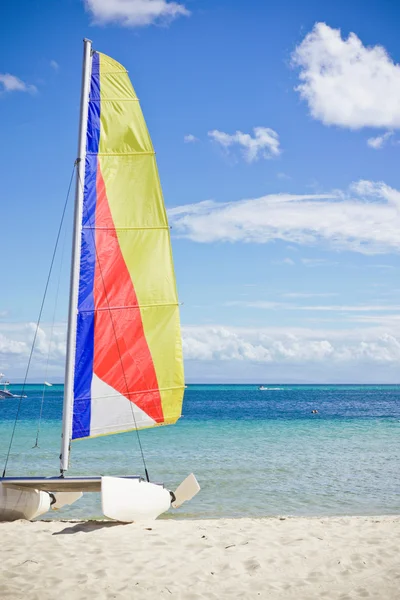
xmin=0 ymin=74 xmax=37 ymax=94
xmin=282 ymin=292 xmax=338 ymax=299
xmin=2 ymin=320 xmax=400 ymax=382
xmin=182 ymin=325 xmax=400 ymax=366
xmin=368 ymin=264 xmax=395 ymax=270
xmin=228 ymin=301 xmax=400 ymax=313
xmin=292 ymin=22 xmax=400 ymax=129
xmin=184 ymin=134 xmax=198 ymax=143
xmin=367 ymin=131 xmax=393 ymax=149
xmin=208 ymin=127 xmax=281 ymax=162
xmin=272 ymin=258 xmax=295 ymax=266
xmin=301 ymin=258 xmax=338 ymax=267
xmin=0 ymin=332 xmax=26 ymax=357
xmin=303 ymin=304 xmax=400 ymax=312
xmin=84 ymin=0 xmax=189 ymax=27
xmin=226 ymin=301 xmax=284 ymax=310
xmin=50 ymin=60 xmax=59 ymax=71
xmin=168 ymin=180 xmax=400 ymax=254
xmin=349 ymin=179 xmax=400 ymax=203
xmin=0 ymin=322 xmax=66 ymax=380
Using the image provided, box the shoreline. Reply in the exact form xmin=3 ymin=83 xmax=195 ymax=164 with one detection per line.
xmin=34 ymin=514 xmax=400 ymax=525
xmin=1 ymin=515 xmax=399 ymax=599
xmin=36 ymin=512 xmax=400 ymax=521
xmin=36 ymin=511 xmax=400 ymax=522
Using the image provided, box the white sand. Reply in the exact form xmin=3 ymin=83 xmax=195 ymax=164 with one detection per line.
xmin=0 ymin=516 xmax=399 ymax=599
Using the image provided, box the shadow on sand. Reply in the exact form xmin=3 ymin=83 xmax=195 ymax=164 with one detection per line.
xmin=52 ymin=521 xmax=128 ymax=535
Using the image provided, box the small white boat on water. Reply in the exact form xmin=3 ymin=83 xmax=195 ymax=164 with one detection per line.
xmin=0 ymin=374 xmax=26 ymax=399
xmin=0 ymin=374 xmax=12 ymax=399
xmin=0 ymin=39 xmax=200 ymax=522
xmin=0 ymin=378 xmax=14 ymax=399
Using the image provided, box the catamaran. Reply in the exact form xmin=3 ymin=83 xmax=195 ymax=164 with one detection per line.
xmin=0 ymin=39 xmax=200 ymax=522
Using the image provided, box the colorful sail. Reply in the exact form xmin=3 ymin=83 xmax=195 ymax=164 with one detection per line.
xmin=71 ymin=51 xmax=184 ymax=440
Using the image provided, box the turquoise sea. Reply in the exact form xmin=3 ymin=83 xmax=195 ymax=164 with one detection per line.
xmin=0 ymin=384 xmax=399 ymax=519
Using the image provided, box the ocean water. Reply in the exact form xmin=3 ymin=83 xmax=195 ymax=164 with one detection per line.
xmin=0 ymin=384 xmax=399 ymax=519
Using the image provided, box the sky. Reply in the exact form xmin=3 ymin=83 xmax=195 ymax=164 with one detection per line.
xmin=1 ymin=0 xmax=400 ymax=382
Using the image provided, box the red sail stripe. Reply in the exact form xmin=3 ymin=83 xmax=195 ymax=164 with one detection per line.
xmin=93 ymin=161 xmax=164 ymax=423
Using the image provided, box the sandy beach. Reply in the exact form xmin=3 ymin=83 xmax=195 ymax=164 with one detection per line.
xmin=0 ymin=516 xmax=398 ymax=599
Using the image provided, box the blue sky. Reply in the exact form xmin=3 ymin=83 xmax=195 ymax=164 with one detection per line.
xmin=1 ymin=0 xmax=400 ymax=382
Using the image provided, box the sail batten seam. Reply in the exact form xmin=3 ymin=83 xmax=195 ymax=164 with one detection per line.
xmin=90 ymin=98 xmax=139 ymax=102
xmin=82 ymin=226 xmax=169 ymax=231
xmin=74 ymin=385 xmax=185 ymax=402
xmin=86 ymin=152 xmax=155 ymax=156
xmin=79 ymin=302 xmax=179 ymax=312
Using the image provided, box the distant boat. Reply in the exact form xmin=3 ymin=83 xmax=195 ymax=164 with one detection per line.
xmin=0 ymin=375 xmax=13 ymax=399
xmin=0 ymin=39 xmax=200 ymax=522
xmin=258 ymin=386 xmax=285 ymax=391
xmin=0 ymin=375 xmax=26 ymax=399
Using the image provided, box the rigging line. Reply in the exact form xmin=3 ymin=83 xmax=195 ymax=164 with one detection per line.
xmin=2 ymin=165 xmax=76 ymax=478
xmin=77 ymin=171 xmax=150 ymax=482
xmin=33 ymin=207 xmax=69 ymax=449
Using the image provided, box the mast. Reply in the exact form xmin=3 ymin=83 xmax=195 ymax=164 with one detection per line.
xmin=60 ymin=38 xmax=92 ymax=474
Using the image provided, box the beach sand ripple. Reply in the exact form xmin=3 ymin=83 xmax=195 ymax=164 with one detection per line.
xmin=0 ymin=516 xmax=398 ymax=599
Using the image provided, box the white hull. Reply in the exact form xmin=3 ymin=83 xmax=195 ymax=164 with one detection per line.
xmin=0 ymin=479 xmax=171 ymax=523
xmin=0 ymin=484 xmax=51 ymax=521
xmin=0 ymin=473 xmax=200 ymax=522
xmin=102 ymin=477 xmax=172 ymax=522
xmin=0 ymin=476 xmax=174 ymax=523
